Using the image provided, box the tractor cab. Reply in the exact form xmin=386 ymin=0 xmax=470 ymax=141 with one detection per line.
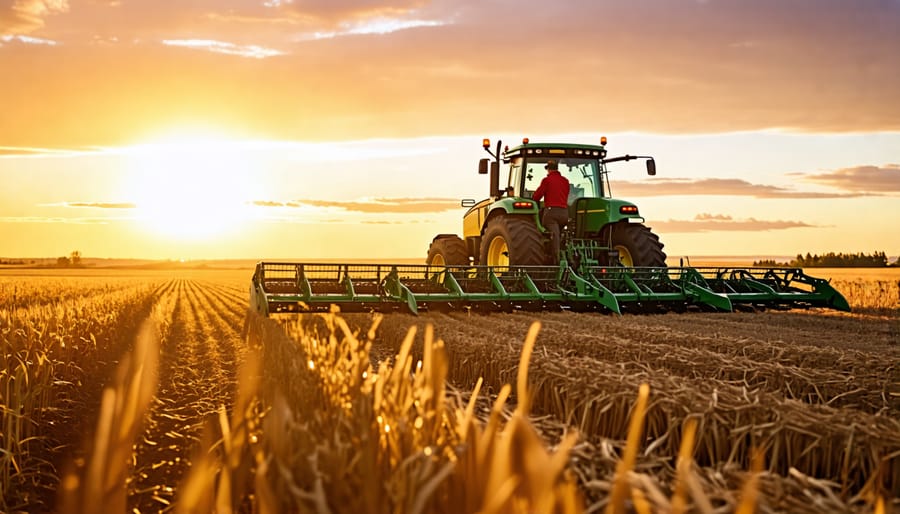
xmin=502 ymin=143 xmax=607 ymax=203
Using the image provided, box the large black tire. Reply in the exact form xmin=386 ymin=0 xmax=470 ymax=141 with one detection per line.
xmin=607 ymin=223 xmax=667 ymax=267
xmin=426 ymin=235 xmax=470 ymax=266
xmin=479 ymin=216 xmax=545 ymax=266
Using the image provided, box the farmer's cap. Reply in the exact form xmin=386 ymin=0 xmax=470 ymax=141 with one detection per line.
xmin=544 ymin=160 xmax=558 ymax=170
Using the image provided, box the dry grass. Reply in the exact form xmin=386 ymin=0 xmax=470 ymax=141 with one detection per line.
xmin=374 ymin=311 xmax=899 ymax=513
xmin=2 ymin=270 xmax=895 ymax=513
xmin=832 ymin=279 xmax=900 ymax=315
xmin=0 ymin=282 xmax=161 ymax=511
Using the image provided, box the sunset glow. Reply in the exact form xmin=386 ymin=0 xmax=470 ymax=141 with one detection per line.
xmin=0 ymin=0 xmax=898 ymax=260
xmin=125 ymin=136 xmax=259 ymax=239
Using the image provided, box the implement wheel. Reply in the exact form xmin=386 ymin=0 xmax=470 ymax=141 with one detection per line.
xmin=608 ymin=223 xmax=667 ymax=267
xmin=427 ymin=235 xmax=470 ymax=266
xmin=479 ymin=216 xmax=545 ymax=266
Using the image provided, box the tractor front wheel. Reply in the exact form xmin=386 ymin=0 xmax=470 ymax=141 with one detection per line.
xmin=479 ymin=216 xmax=545 ymax=266
xmin=426 ymin=235 xmax=470 ymax=266
xmin=607 ymin=223 xmax=667 ymax=267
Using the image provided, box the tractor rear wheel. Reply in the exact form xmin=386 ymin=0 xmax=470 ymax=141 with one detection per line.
xmin=607 ymin=223 xmax=667 ymax=267
xmin=426 ymin=235 xmax=470 ymax=266
xmin=479 ymin=216 xmax=545 ymax=266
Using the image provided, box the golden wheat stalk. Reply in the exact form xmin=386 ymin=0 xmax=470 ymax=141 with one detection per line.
xmin=58 ymin=318 xmax=159 ymax=514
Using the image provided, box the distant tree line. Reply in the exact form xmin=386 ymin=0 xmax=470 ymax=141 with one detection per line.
xmin=55 ymin=251 xmax=83 ymax=268
xmin=754 ymin=251 xmax=899 ymax=267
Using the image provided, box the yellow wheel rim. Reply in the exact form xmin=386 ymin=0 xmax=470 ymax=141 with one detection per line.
xmin=614 ymin=245 xmax=634 ymax=267
xmin=487 ymin=237 xmax=510 ymax=267
xmin=431 ymin=253 xmax=446 ymax=266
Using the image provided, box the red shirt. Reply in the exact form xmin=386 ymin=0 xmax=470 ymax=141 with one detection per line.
xmin=533 ymin=171 xmax=570 ymax=208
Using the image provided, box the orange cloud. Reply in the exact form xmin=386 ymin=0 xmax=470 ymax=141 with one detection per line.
xmin=0 ymin=145 xmax=102 ymax=157
xmin=0 ymin=216 xmax=116 ymax=224
xmin=651 ymin=214 xmax=815 ymax=233
xmin=62 ymin=202 xmax=136 ymax=209
xmin=162 ymin=39 xmax=284 ymax=58
xmin=2 ymin=0 xmax=900 ymax=148
xmin=694 ymin=213 xmax=733 ymax=221
xmin=800 ymin=164 xmax=900 ymax=193
xmin=0 ymin=146 xmax=47 ymax=156
xmin=252 ymin=197 xmax=460 ymax=213
xmin=0 ymin=0 xmax=68 ymax=35
xmin=610 ymin=178 xmax=866 ymax=198
xmin=272 ymin=0 xmax=428 ymax=25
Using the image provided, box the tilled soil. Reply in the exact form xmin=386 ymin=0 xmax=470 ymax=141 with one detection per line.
xmin=128 ymin=279 xmax=247 ymax=513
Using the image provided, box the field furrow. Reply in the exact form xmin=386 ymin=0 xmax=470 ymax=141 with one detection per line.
xmin=192 ymin=280 xmax=249 ymax=334
xmin=129 ymin=279 xmax=244 ymax=512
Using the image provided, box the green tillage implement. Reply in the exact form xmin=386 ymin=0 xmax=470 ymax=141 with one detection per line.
xmin=250 ymin=262 xmax=850 ymax=316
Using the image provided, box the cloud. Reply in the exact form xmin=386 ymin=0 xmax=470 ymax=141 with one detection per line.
xmin=695 ymin=213 xmax=732 ymax=221
xmin=252 ymin=197 xmax=461 ymax=213
xmin=650 ymin=214 xmax=816 ymax=233
xmin=0 ymin=33 xmax=56 ymax=44
xmin=800 ymin=164 xmax=900 ymax=193
xmin=0 ymin=216 xmax=118 ymax=224
xmin=56 ymin=201 xmax=137 ymax=209
xmin=274 ymin=0 xmax=429 ymax=25
xmin=307 ymin=17 xmax=445 ymax=39
xmin=0 ymin=146 xmax=51 ymax=156
xmin=162 ymin=39 xmax=284 ymax=58
xmin=0 ymin=146 xmax=104 ymax=157
xmin=3 ymin=0 xmax=900 ymax=148
xmin=611 ymin=178 xmax=867 ymax=198
xmin=0 ymin=0 xmax=68 ymax=35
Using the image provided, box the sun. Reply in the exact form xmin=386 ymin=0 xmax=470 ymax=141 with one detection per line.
xmin=125 ymin=133 xmax=259 ymax=239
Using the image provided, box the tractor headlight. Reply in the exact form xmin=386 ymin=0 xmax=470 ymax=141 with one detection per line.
xmin=620 ymin=205 xmax=639 ymax=215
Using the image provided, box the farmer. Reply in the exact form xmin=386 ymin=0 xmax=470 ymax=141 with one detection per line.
xmin=532 ymin=160 xmax=570 ymax=264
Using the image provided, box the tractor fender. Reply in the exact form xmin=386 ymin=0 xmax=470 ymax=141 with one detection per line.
xmin=573 ymin=197 xmax=643 ymax=235
xmin=430 ymin=233 xmax=462 ymax=243
xmin=482 ymin=199 xmax=542 ymax=236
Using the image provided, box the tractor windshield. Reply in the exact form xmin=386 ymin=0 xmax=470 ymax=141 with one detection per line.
xmin=516 ymin=157 xmax=602 ymax=204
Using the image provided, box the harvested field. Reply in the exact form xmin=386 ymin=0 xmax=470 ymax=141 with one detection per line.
xmin=1 ymin=268 xmax=897 ymax=513
xmin=369 ymin=308 xmax=900 ymax=511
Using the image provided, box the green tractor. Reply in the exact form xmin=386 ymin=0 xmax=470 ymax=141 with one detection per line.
xmin=427 ymin=137 xmax=666 ymax=269
xmin=249 ymin=137 xmax=850 ymax=316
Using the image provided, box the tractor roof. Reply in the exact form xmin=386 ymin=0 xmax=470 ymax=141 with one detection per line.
xmin=504 ymin=142 xmax=607 ymax=158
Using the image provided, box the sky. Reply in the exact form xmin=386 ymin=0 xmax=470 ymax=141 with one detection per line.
xmin=1 ymin=0 xmax=899 ymax=261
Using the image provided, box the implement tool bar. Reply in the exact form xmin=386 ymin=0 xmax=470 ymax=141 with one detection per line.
xmin=250 ymin=262 xmax=850 ymax=316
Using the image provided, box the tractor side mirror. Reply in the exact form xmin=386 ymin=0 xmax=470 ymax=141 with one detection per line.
xmin=478 ymin=158 xmax=489 ymax=175
xmin=646 ymin=159 xmax=656 ymax=176
xmin=489 ymin=161 xmax=500 ymax=198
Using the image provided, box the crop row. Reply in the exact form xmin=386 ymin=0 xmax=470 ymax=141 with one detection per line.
xmin=0 ymin=280 xmax=167 ymax=511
